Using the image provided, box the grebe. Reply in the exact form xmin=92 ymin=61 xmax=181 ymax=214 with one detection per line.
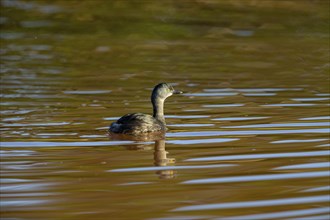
xmin=109 ymin=83 xmax=182 ymax=135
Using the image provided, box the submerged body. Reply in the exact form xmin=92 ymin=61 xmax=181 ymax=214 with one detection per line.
xmin=109 ymin=83 xmax=182 ymax=135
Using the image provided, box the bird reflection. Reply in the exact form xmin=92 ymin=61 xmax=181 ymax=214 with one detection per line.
xmin=109 ymin=132 xmax=176 ymax=179
xmin=153 ymin=139 xmax=176 ymax=179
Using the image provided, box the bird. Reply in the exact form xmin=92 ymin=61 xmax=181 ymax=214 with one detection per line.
xmin=109 ymin=83 xmax=182 ymax=135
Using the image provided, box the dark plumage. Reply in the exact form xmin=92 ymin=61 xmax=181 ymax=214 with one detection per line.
xmin=109 ymin=83 xmax=182 ymax=135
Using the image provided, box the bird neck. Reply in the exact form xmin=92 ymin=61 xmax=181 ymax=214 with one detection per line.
xmin=152 ymin=98 xmax=166 ymax=124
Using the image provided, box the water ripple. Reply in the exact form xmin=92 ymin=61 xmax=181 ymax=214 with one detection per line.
xmin=117 ymin=182 xmax=153 ymax=186
xmin=262 ymin=103 xmax=316 ymax=107
xmin=203 ymin=88 xmax=302 ymax=92
xmin=168 ymin=123 xmax=214 ymax=127
xmin=271 ymin=138 xmax=328 ymax=144
xmin=316 ymin=93 xmax=330 ymax=96
xmin=183 ymin=92 xmax=238 ymax=97
xmin=167 ymin=128 xmax=329 ymax=137
xmin=172 ymin=195 xmax=329 ymax=211
xmin=181 ymin=171 xmax=329 ymax=184
xmin=287 ymin=214 xmax=330 ymax=220
xmin=185 ymin=150 xmax=329 ymax=162
xmin=166 ymin=115 xmax=210 ymax=119
xmin=109 ymin=164 xmax=236 ymax=173
xmin=243 ymin=93 xmax=277 ymax=96
xmin=222 ymin=122 xmax=329 ymax=128
xmin=0 ymin=199 xmax=50 ymax=208
xmin=221 ymin=207 xmax=330 ymax=220
xmin=0 ymin=150 xmax=35 ymax=157
xmin=291 ymin=98 xmax=330 ymax=101
xmin=167 ymin=138 xmax=239 ymax=145
xmin=202 ymin=104 xmax=244 ymax=108
xmin=301 ymin=186 xmax=330 ymax=193
xmin=63 ymin=90 xmax=111 ymax=95
xmin=2 ymin=122 xmax=70 ymax=127
xmin=299 ymin=116 xmax=330 ymax=120
xmin=273 ymin=162 xmax=330 ymax=170
xmin=212 ymin=116 xmax=269 ymax=121
xmin=0 ymin=141 xmax=146 ymax=147
xmin=1 ymin=182 xmax=54 ymax=192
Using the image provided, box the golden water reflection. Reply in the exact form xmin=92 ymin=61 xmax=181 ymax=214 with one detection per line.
xmin=109 ymin=133 xmax=176 ymax=179
xmin=1 ymin=0 xmax=329 ymax=219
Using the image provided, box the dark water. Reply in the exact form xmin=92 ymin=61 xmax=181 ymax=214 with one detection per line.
xmin=1 ymin=0 xmax=329 ymax=219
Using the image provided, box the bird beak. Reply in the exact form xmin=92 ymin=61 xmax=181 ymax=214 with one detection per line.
xmin=173 ymin=90 xmax=183 ymax=94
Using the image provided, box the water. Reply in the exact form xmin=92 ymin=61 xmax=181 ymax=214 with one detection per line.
xmin=1 ymin=0 xmax=329 ymax=219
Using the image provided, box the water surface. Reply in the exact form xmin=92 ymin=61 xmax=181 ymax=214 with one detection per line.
xmin=1 ymin=0 xmax=329 ymax=219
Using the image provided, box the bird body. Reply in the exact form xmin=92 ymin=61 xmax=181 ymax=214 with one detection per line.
xmin=109 ymin=83 xmax=182 ymax=135
xmin=110 ymin=113 xmax=165 ymax=135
